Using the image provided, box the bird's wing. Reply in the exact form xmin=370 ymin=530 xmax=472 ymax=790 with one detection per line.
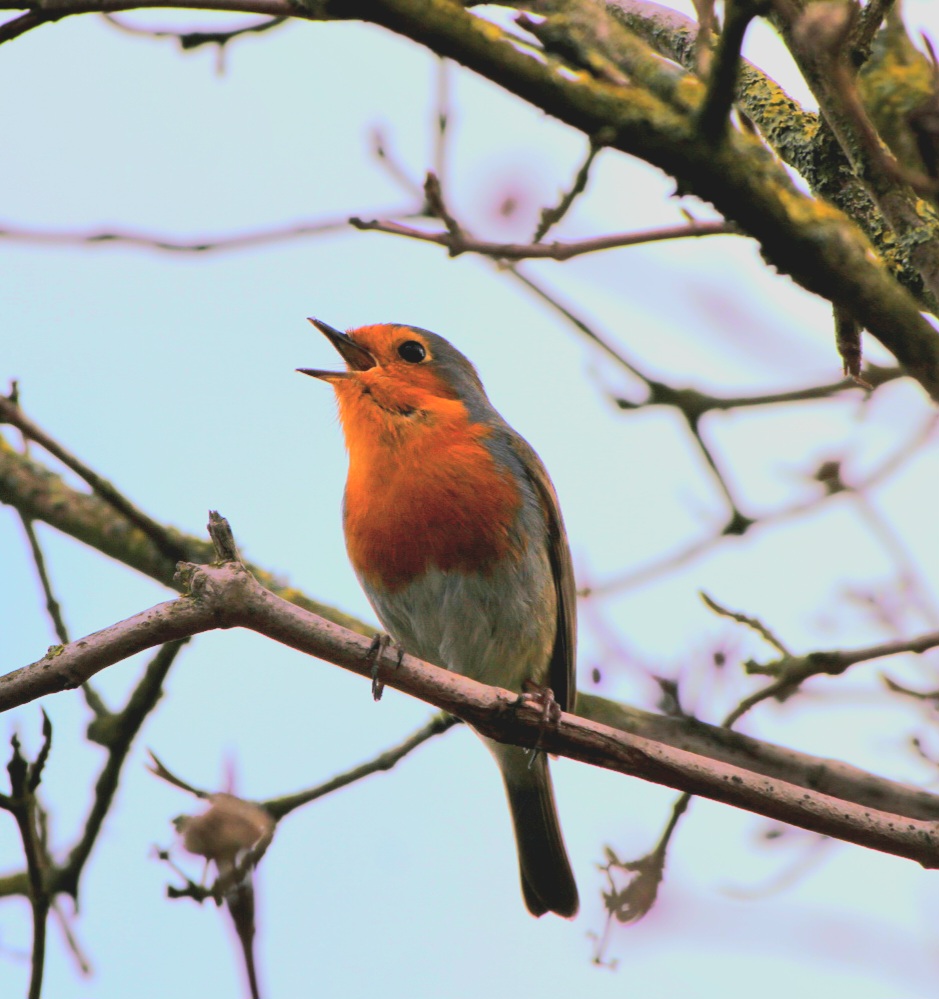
xmin=505 ymin=433 xmax=577 ymax=713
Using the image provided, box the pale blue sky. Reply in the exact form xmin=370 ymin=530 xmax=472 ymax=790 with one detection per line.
xmin=2 ymin=3 xmax=939 ymax=997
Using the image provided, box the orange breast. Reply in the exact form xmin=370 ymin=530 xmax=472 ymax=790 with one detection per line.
xmin=338 ymin=390 xmax=523 ymax=591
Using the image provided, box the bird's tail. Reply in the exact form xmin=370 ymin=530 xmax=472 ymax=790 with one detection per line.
xmin=491 ymin=742 xmax=579 ymax=918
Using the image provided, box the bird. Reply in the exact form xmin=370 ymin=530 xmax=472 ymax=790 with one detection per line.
xmin=299 ymin=318 xmax=579 ymax=918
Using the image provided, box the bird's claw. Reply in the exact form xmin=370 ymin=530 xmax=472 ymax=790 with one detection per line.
xmin=519 ymin=680 xmax=562 ymax=725
xmin=517 ymin=681 xmax=563 ymax=766
xmin=366 ymin=632 xmax=405 ymax=701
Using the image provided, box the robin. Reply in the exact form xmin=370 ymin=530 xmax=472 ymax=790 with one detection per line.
xmin=299 ymin=319 xmax=579 ymax=918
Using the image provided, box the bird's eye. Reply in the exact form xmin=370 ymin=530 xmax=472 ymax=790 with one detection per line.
xmin=397 ymin=340 xmax=427 ymax=364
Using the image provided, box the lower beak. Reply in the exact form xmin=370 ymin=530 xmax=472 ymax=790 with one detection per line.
xmin=297 ymin=318 xmax=376 ymax=380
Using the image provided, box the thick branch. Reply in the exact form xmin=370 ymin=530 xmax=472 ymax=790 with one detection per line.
xmin=609 ymin=0 xmax=939 ymax=313
xmin=578 ymin=693 xmax=939 ymax=822
xmin=773 ymin=3 xmax=939 ymax=304
xmin=5 ymin=554 xmax=939 ymax=870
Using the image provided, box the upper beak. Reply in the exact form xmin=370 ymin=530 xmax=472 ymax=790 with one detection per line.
xmin=297 ymin=318 xmax=376 ymax=380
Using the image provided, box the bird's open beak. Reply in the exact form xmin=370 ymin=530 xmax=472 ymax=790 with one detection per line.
xmin=297 ymin=318 xmax=376 ymax=380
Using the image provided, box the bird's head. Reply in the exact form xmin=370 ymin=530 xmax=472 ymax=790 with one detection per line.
xmin=298 ymin=319 xmax=492 ymax=424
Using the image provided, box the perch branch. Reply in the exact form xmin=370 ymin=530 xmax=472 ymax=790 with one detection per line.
xmin=5 ymin=524 xmax=939 ymax=870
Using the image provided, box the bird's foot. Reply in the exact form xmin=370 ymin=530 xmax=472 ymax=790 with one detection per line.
xmin=517 ymin=681 xmax=563 ymax=765
xmin=519 ymin=680 xmax=563 ymax=725
xmin=366 ymin=632 xmax=405 ymax=701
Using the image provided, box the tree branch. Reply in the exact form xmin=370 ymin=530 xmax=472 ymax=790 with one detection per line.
xmin=851 ymin=0 xmax=897 ymax=66
xmin=616 ymin=363 xmax=899 ymax=415
xmin=578 ymin=689 xmax=939 ymax=820
xmin=349 ymin=215 xmax=736 ymax=260
xmin=101 ymin=9 xmax=287 ymax=50
xmin=2 ymin=0 xmax=937 ymax=394
xmin=6 ymin=531 xmax=939 ymax=870
xmin=609 ymin=0 xmax=939 ymax=314
xmin=262 ymin=711 xmax=460 ymax=820
xmin=0 ymin=210 xmax=415 ymax=253
xmin=2 ymin=715 xmax=53 ymax=999
xmin=773 ymin=0 xmax=939 ymax=303
xmin=532 ymin=139 xmax=601 ymax=242
xmin=695 ymin=0 xmax=764 ymax=142
xmin=0 ymin=0 xmax=297 ymax=45
xmin=591 ymin=408 xmax=938 ymax=595
xmin=57 ymin=641 xmax=189 ymax=899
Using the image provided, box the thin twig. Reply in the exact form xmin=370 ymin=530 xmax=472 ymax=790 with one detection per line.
xmin=50 ymin=900 xmax=92 ymax=976
xmin=101 ymin=10 xmax=288 ymax=50
xmin=591 ymin=409 xmax=938 ymax=596
xmin=15 ymin=512 xmax=112 ymax=717
xmin=422 ymin=172 xmax=462 ymax=237
xmin=700 ymin=592 xmax=790 ymax=655
xmin=18 ymin=517 xmax=69 ymax=646
xmin=0 ymin=0 xmax=294 ymax=47
xmin=503 ymin=265 xmax=650 ymax=381
xmin=264 ymin=712 xmax=460 ymax=820
xmin=433 ymin=59 xmax=451 ymax=188
xmin=0 ymin=211 xmax=414 ymax=253
xmin=616 ymin=363 xmax=899 ymax=415
xmin=533 ymin=140 xmax=602 ymax=242
xmin=8 ymin=388 xmax=109 ymax=718
xmin=56 ymin=641 xmax=190 ymax=898
xmin=349 ymin=216 xmax=736 ymax=260
xmin=370 ymin=128 xmax=424 ymax=198
xmin=147 ymin=750 xmax=213 ymax=799
xmin=681 ymin=413 xmax=753 ymax=534
xmin=723 ymin=629 xmax=939 ymax=728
